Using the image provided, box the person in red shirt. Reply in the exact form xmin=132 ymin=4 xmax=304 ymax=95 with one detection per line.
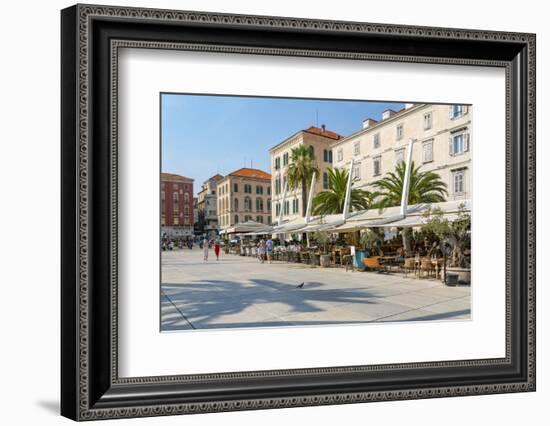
xmin=213 ymin=240 xmax=220 ymax=261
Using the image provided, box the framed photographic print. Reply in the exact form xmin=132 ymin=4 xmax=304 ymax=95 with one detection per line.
xmin=61 ymin=4 xmax=536 ymax=421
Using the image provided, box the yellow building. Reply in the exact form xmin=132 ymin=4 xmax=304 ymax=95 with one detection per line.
xmin=269 ymin=126 xmax=343 ymax=224
xmin=331 ymin=104 xmax=472 ymax=201
xmin=217 ymin=168 xmax=272 ymax=232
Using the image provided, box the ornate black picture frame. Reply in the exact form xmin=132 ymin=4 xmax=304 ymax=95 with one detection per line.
xmin=61 ymin=4 xmax=536 ymax=421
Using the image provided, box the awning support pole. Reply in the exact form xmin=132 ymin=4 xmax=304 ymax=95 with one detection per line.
xmin=342 ymin=159 xmax=355 ymax=220
xmin=400 ymin=138 xmax=415 ymax=217
xmin=304 ymin=171 xmax=316 ymax=224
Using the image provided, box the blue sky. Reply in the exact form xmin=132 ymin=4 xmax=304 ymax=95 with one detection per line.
xmin=161 ymin=94 xmax=404 ymax=196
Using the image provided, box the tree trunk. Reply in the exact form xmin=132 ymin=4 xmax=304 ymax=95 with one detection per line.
xmin=301 ymin=178 xmax=308 ymax=217
xmin=401 ymin=228 xmax=412 ymax=256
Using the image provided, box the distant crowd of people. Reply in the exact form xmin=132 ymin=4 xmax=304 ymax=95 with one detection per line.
xmin=160 ymin=236 xmax=194 ymax=251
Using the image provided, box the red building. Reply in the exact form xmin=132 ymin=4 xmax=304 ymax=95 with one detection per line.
xmin=161 ymin=173 xmax=194 ymax=236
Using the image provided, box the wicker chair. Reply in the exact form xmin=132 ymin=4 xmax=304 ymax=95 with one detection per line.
xmin=420 ymin=259 xmax=435 ymax=278
xmin=403 ymin=258 xmax=416 ymax=277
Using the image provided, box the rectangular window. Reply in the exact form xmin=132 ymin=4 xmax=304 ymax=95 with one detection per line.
xmin=354 ymin=141 xmax=361 ymax=156
xmin=396 ymin=124 xmax=404 ymax=141
xmin=449 ymin=133 xmax=469 ymax=156
xmin=423 ymin=141 xmax=434 ymax=163
xmin=395 ymin=149 xmax=405 ymax=165
xmin=423 ymin=112 xmax=433 ymax=130
xmin=352 ymin=163 xmax=361 ymax=180
xmin=275 ymin=157 xmax=280 ymax=170
xmin=283 ymin=152 xmax=289 ymax=166
xmin=328 ymin=150 xmax=333 ymax=163
xmin=373 ymin=156 xmax=381 ymax=176
xmin=233 ymin=183 xmax=238 ymax=192
xmin=373 ymin=133 xmax=380 ymax=149
xmin=450 ymin=104 xmax=465 ymax=119
xmin=453 ymin=170 xmax=465 ymax=194
xmin=267 ymin=186 xmax=271 ymax=195
xmin=337 ymin=149 xmax=343 ymax=162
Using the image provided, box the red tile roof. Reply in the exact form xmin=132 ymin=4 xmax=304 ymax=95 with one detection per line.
xmin=161 ymin=172 xmax=194 ymax=183
xmin=229 ymin=167 xmax=271 ymax=180
xmin=210 ymin=174 xmax=224 ymax=181
xmin=304 ymin=126 xmax=343 ymax=140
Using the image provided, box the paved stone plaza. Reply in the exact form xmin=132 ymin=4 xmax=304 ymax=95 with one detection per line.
xmin=161 ymin=248 xmax=471 ymax=331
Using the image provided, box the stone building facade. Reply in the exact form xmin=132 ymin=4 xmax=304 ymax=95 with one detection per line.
xmin=331 ymin=104 xmax=472 ymax=201
xmin=269 ymin=126 xmax=343 ymax=224
xmin=197 ymin=173 xmax=224 ymax=237
xmin=217 ymin=168 xmax=272 ymax=232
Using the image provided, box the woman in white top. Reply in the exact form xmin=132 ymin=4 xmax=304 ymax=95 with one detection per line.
xmin=202 ymin=238 xmax=209 ymax=261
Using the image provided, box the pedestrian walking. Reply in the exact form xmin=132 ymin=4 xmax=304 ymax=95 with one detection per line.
xmin=213 ymin=240 xmax=220 ymax=261
xmin=266 ymin=237 xmax=274 ymax=264
xmin=202 ymin=237 xmax=209 ymax=261
xmin=258 ymin=239 xmax=266 ymax=264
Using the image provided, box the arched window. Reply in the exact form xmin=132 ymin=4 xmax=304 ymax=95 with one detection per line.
xmin=267 ymin=199 xmax=271 ymax=212
xmin=234 ymin=214 xmax=239 ymax=224
xmin=256 ymin=197 xmax=263 ymax=212
xmin=234 ymin=198 xmax=239 ymax=212
xmin=244 ymin=196 xmax=252 ymax=212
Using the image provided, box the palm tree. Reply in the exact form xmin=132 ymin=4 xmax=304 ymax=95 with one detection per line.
xmin=285 ymin=145 xmax=320 ymax=217
xmin=371 ymin=161 xmax=448 ymax=253
xmin=312 ymin=168 xmax=372 ymax=215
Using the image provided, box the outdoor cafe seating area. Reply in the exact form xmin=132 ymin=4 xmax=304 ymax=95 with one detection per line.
xmin=227 ymin=233 xmax=463 ymax=283
xmin=220 ymin=200 xmax=471 ymax=284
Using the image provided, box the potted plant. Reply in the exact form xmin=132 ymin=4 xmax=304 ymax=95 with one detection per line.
xmin=360 ymin=228 xmax=384 ymax=256
xmin=313 ymin=230 xmax=331 ymax=267
xmin=422 ymin=204 xmax=471 ymax=284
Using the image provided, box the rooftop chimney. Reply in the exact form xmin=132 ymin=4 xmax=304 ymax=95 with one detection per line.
xmin=321 ymin=124 xmax=326 ymax=132
xmin=404 ymin=103 xmax=415 ymax=109
xmin=382 ymin=109 xmax=397 ymax=120
xmin=362 ymin=117 xmax=378 ymax=129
